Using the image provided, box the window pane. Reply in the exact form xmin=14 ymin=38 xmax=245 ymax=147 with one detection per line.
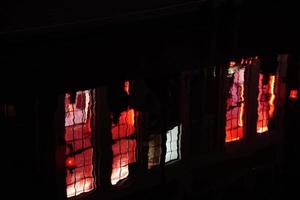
xmin=111 ymin=81 xmax=138 ymax=185
xmin=225 ymin=63 xmax=246 ymax=142
xmin=257 ymin=74 xmax=276 ymax=133
xmin=65 ymin=90 xmax=95 ymax=198
xmin=148 ymin=134 xmax=162 ymax=169
xmin=111 ymin=110 xmax=137 ymax=185
xmin=165 ymin=125 xmax=181 ymax=163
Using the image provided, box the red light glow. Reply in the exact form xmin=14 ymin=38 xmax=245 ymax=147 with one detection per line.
xmin=111 ymin=81 xmax=137 ymax=185
xmin=66 ymin=157 xmax=76 ymax=169
xmin=112 ymin=109 xmax=135 ymax=140
xmin=289 ymin=89 xmax=298 ymax=100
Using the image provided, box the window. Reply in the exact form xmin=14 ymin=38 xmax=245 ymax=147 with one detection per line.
xmin=111 ymin=109 xmax=137 ymax=185
xmin=165 ymin=125 xmax=181 ymax=163
xmin=111 ymin=81 xmax=138 ymax=185
xmin=61 ymin=79 xmax=183 ymax=198
xmin=148 ymin=134 xmax=162 ymax=169
xmin=225 ymin=63 xmax=245 ymax=142
xmin=257 ymin=74 xmax=276 ymax=133
xmin=65 ymin=90 xmax=95 ymax=198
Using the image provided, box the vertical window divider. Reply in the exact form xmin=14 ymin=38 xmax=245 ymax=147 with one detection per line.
xmin=96 ymin=87 xmax=113 ymax=192
xmin=245 ymin=60 xmax=260 ymax=140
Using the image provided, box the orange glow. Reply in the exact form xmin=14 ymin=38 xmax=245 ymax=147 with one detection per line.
xmin=112 ymin=109 xmax=135 ymax=139
xmin=268 ymin=76 xmax=276 ymax=117
xmin=230 ymin=61 xmax=236 ymax=67
xmin=257 ymin=74 xmax=276 ymax=134
xmin=124 ymin=81 xmax=130 ymax=95
xmin=289 ymin=89 xmax=298 ymax=100
xmin=238 ymin=84 xmax=245 ymax=127
xmin=128 ymin=109 xmax=135 ymax=126
xmin=66 ymin=157 xmax=76 ymax=169
xmin=257 ymin=126 xmax=269 ymax=133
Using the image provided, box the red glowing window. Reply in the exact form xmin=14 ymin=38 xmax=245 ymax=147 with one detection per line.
xmin=111 ymin=109 xmax=137 ymax=185
xmin=165 ymin=125 xmax=181 ymax=163
xmin=111 ymin=81 xmax=137 ymax=185
xmin=257 ymin=74 xmax=276 ymax=134
xmin=65 ymin=90 xmax=95 ymax=198
xmin=148 ymin=134 xmax=162 ymax=169
xmin=225 ymin=65 xmax=245 ymax=142
xmin=289 ymin=89 xmax=298 ymax=100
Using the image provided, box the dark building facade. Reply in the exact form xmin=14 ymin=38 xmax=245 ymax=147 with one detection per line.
xmin=1 ymin=1 xmax=300 ymax=200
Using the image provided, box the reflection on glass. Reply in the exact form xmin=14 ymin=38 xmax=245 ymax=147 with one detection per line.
xmin=165 ymin=125 xmax=181 ymax=163
xmin=111 ymin=81 xmax=137 ymax=185
xmin=226 ymin=64 xmax=245 ymax=142
xmin=148 ymin=134 xmax=162 ymax=169
xmin=257 ymin=74 xmax=276 ymax=134
xmin=65 ymin=90 xmax=95 ymax=198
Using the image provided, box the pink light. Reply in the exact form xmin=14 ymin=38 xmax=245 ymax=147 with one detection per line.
xmin=67 ymin=178 xmax=94 ymax=198
xmin=65 ymin=90 xmax=95 ymax=198
xmin=111 ymin=127 xmax=137 ymax=185
xmin=241 ymin=58 xmax=244 ymax=65
xmin=111 ymin=166 xmax=129 ymax=185
xmin=225 ymin=66 xmax=245 ymax=142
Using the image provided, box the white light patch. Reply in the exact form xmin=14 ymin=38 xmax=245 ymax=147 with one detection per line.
xmin=165 ymin=125 xmax=181 ymax=163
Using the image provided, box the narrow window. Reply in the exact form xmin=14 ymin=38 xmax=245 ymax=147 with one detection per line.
xmin=148 ymin=134 xmax=162 ymax=169
xmin=257 ymin=74 xmax=276 ymax=133
xmin=65 ymin=90 xmax=95 ymax=197
xmin=226 ymin=62 xmax=245 ymax=142
xmin=165 ymin=125 xmax=181 ymax=163
xmin=111 ymin=81 xmax=137 ymax=185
